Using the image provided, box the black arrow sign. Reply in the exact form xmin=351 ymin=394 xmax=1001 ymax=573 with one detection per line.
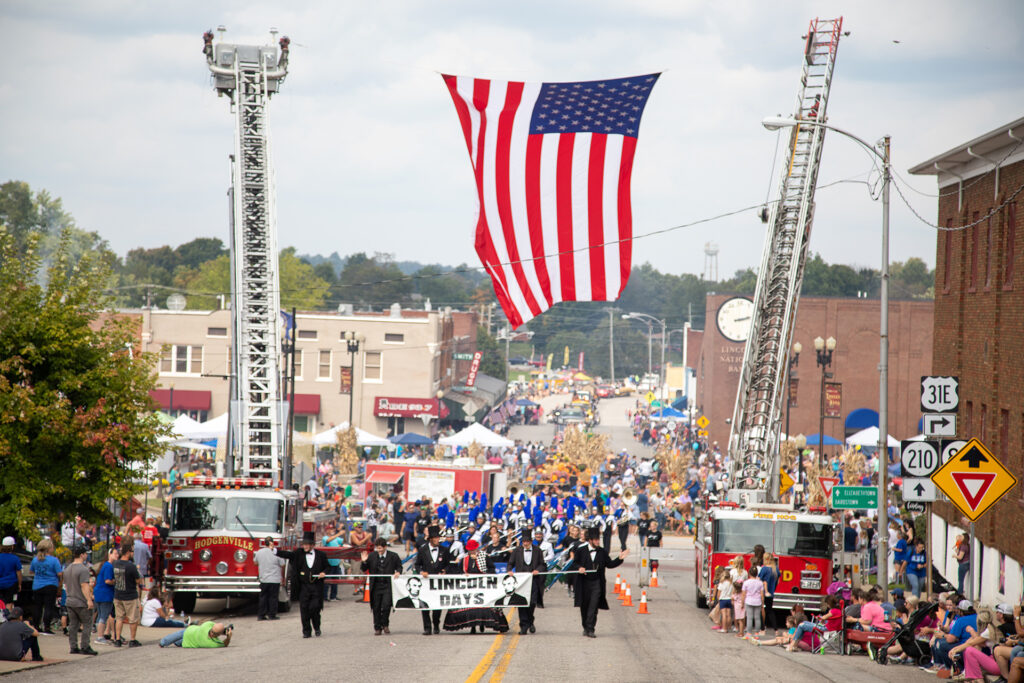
xmin=914 ymin=482 xmax=926 ymax=495
xmin=928 ymin=416 xmax=951 ymax=430
xmin=958 ymin=446 xmax=988 ymax=468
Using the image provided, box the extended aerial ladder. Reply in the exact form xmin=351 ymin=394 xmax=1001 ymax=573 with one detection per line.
xmin=727 ymin=17 xmax=844 ymax=502
xmin=203 ymin=29 xmax=290 ymax=480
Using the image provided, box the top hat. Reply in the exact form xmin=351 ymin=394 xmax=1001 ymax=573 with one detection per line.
xmin=302 ymin=531 xmax=316 ymax=544
xmin=427 ymin=525 xmax=441 ymax=539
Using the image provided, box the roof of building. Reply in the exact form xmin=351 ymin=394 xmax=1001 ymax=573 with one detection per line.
xmin=908 ymin=116 xmax=1024 ymax=180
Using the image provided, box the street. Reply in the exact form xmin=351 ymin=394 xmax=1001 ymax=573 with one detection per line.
xmin=5 ymin=395 xmax=933 ymax=682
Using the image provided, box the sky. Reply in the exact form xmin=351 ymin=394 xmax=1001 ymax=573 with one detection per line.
xmin=2 ymin=1 xmax=1023 ymax=279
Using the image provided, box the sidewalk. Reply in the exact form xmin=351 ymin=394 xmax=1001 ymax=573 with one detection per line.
xmin=0 ymin=624 xmax=181 ymax=675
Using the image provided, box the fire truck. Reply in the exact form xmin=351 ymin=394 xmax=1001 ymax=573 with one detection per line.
xmin=162 ymin=476 xmax=343 ymax=613
xmin=694 ymin=501 xmax=834 ymax=613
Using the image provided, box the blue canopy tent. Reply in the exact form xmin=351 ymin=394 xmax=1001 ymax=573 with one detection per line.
xmin=804 ymin=433 xmax=843 ymax=446
xmin=845 ymin=408 xmax=879 ymax=434
xmin=515 ymin=398 xmax=539 ymax=407
xmin=388 ymin=432 xmax=435 ymax=446
xmin=670 ymin=396 xmax=688 ymax=411
xmin=650 ymin=407 xmax=686 ymax=419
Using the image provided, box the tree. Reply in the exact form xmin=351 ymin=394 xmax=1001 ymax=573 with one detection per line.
xmin=476 ymin=325 xmax=506 ymax=380
xmin=335 ymin=253 xmax=412 ymax=308
xmin=0 ymin=229 xmax=167 ymax=539
xmin=180 ymin=249 xmax=330 ymax=311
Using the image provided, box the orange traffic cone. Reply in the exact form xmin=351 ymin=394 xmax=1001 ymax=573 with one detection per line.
xmin=613 ymin=573 xmax=622 ymax=594
xmin=636 ymin=590 xmax=649 ymax=614
xmin=650 ymin=568 xmax=660 ymax=588
xmin=623 ymin=583 xmax=633 ymax=607
xmin=362 ymin=576 xmax=370 ymax=603
xmin=618 ymin=582 xmax=627 ymax=602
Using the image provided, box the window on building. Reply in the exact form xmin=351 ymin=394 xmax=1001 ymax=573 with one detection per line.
xmin=386 ymin=416 xmax=405 ymax=436
xmin=1000 ymin=409 xmax=1009 ymax=462
xmin=1005 ymin=202 xmax=1017 ymax=291
xmin=160 ymin=345 xmax=203 ymax=375
xmin=984 ymin=212 xmax=994 ymax=289
xmin=942 ymin=222 xmax=953 ymax=293
xmin=968 ymin=211 xmax=980 ymax=291
xmin=293 ymin=414 xmax=311 ymax=433
xmin=364 ymin=351 xmax=382 ymax=381
xmin=298 ymin=330 xmax=318 ymax=341
xmin=384 ymin=333 xmax=405 ymax=344
xmin=207 ymin=326 xmax=228 ymax=338
xmin=318 ymin=350 xmax=332 ymax=379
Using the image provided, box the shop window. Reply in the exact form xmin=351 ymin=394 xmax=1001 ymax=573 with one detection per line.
xmin=364 ymin=351 xmax=382 ymax=382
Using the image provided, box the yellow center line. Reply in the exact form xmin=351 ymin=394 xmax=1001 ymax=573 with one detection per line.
xmin=488 ymin=628 xmax=520 ymax=682
xmin=464 ymin=608 xmax=517 ymax=683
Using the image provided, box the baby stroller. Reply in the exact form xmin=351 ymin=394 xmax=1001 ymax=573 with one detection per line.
xmin=875 ymin=600 xmax=938 ymax=666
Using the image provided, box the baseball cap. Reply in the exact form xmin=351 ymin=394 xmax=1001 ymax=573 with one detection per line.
xmin=996 ymin=603 xmax=1014 ymax=616
xmin=958 ymin=599 xmax=973 ymax=611
xmin=1 ymin=536 xmax=14 ymax=546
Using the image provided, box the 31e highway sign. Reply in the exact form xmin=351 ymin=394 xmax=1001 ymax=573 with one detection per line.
xmin=921 ymin=376 xmax=959 ymax=413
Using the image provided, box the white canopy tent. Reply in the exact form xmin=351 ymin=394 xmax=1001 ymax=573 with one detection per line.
xmin=438 ymin=423 xmax=514 ymax=449
xmin=312 ymin=422 xmax=390 ymax=448
xmin=845 ymin=426 xmax=900 ymax=448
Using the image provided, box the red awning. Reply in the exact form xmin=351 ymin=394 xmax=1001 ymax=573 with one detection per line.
xmin=150 ymin=389 xmax=211 ymax=411
xmin=366 ymin=470 xmax=405 ymax=485
xmin=285 ymin=393 xmax=321 ymax=415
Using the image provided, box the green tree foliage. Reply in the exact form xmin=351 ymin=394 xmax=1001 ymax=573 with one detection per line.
xmin=413 ymin=264 xmax=476 ymax=307
xmin=181 ymin=249 xmax=329 ymax=310
xmin=475 ymin=325 xmax=506 ymax=380
xmin=335 ymin=252 xmax=412 ymax=308
xmin=0 ymin=229 xmax=167 ymax=539
xmin=119 ymin=238 xmax=228 ymax=307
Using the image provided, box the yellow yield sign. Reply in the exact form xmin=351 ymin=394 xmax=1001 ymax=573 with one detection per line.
xmin=930 ymin=438 xmax=1018 ymax=521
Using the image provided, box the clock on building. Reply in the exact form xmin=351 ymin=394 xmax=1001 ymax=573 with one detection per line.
xmin=716 ymin=297 xmax=754 ymax=342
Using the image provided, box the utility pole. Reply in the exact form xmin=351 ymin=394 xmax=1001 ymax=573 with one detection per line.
xmin=603 ymin=307 xmax=618 ymax=382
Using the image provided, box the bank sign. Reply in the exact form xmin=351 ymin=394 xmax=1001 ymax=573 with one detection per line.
xmin=374 ymin=397 xmax=439 ymax=418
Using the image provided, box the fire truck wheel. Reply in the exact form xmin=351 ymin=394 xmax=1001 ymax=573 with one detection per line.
xmin=695 ymin=589 xmax=708 ymax=610
xmin=172 ymin=592 xmax=197 ymax=614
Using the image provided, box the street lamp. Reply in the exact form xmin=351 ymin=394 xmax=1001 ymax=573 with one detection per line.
xmin=763 ymin=114 xmax=892 ymax=595
xmin=622 ymin=312 xmax=667 ymax=392
xmin=786 ymin=341 xmax=802 ymax=498
xmin=343 ymin=331 xmax=365 ymax=427
xmin=814 ymin=335 xmax=837 ymax=470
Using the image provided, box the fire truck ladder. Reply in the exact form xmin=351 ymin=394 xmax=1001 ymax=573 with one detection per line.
xmin=727 ymin=17 xmax=843 ymax=500
xmin=204 ymin=30 xmax=290 ymax=479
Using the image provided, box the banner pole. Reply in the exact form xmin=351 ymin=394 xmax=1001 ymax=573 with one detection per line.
xmin=926 ymin=502 xmax=933 ymax=596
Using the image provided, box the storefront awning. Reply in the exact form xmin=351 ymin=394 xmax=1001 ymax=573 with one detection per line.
xmin=150 ymin=389 xmax=211 ymax=412
xmin=285 ymin=393 xmax=321 ymax=415
xmin=366 ymin=470 xmax=405 ymax=485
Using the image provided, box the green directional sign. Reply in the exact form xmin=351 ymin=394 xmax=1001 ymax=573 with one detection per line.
xmin=452 ymin=352 xmax=475 ymax=360
xmin=830 ymin=485 xmax=878 ymax=509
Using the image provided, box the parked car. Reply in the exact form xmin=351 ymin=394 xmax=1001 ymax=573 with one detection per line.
xmin=595 ymin=385 xmax=614 ymax=398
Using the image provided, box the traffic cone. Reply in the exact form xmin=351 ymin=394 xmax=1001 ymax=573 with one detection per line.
xmin=650 ymin=568 xmax=660 ymax=588
xmin=613 ymin=573 xmax=622 ymax=594
xmin=636 ymin=590 xmax=649 ymax=614
xmin=618 ymin=582 xmax=627 ymax=602
xmin=623 ymin=583 xmax=633 ymax=607
xmin=362 ymin=576 xmax=370 ymax=603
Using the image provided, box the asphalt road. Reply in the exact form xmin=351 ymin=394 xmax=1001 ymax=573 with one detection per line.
xmin=8 ymin=394 xmax=934 ymax=681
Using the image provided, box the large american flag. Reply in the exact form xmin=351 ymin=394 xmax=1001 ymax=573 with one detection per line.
xmin=442 ymin=73 xmax=660 ymax=328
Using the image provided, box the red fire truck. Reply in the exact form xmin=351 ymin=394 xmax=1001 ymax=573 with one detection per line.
xmin=161 ymin=476 xmax=357 ymax=613
xmin=694 ymin=501 xmax=835 ymax=613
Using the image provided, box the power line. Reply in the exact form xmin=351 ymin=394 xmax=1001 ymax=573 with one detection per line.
xmin=890 ymin=173 xmax=1024 ymax=231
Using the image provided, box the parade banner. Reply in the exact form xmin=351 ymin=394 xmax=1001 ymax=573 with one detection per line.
xmin=392 ymin=573 xmax=533 ymax=610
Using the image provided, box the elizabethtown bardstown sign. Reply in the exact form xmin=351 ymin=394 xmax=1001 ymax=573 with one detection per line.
xmin=392 ymin=573 xmax=532 ymax=610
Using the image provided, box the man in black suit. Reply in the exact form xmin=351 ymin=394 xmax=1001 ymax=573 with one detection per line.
xmin=573 ymin=526 xmax=628 ymax=638
xmin=360 ymin=537 xmax=402 ymax=635
xmin=277 ymin=531 xmax=329 ymax=638
xmin=413 ymin=526 xmax=450 ymax=635
xmin=506 ymin=528 xmax=545 ymax=634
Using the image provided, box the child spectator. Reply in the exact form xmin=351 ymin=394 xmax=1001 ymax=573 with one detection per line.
xmin=751 ymin=615 xmax=797 ymax=647
xmin=732 ymin=580 xmax=746 ymax=636
xmin=741 ymin=570 xmax=765 ymax=637
xmin=715 ymin=569 xmax=734 ymax=633
xmin=907 ymin=540 xmax=928 ymax=598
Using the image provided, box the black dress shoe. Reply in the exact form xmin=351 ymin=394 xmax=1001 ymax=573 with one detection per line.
xmin=257 ymin=616 xmax=267 ymax=621
xmin=268 ymin=616 xmax=280 ymax=620
xmin=314 ymin=629 xmax=322 ymax=637
xmin=585 ymin=631 xmax=596 ymax=638
xmin=433 ymin=626 xmax=440 ymax=634
xmin=423 ymin=629 xmax=432 ymax=636
xmin=374 ymin=629 xmax=382 ymax=635
xmin=529 ymin=625 xmax=536 ymax=634
xmin=383 ymin=627 xmax=390 ymax=634
xmin=303 ymin=633 xmax=312 ymax=639
xmin=81 ymin=647 xmax=99 ymax=656
xmin=519 ymin=628 xmax=528 ymax=635
xmin=69 ymin=647 xmax=81 ymax=655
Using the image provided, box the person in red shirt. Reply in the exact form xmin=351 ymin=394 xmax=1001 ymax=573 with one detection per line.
xmin=142 ymin=518 xmax=159 ymax=548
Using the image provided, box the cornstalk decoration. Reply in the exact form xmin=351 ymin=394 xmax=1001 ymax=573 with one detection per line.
xmin=467 ymin=440 xmax=484 ymax=465
xmin=335 ymin=426 xmax=359 ymax=475
xmin=842 ymin=446 xmax=866 ymax=485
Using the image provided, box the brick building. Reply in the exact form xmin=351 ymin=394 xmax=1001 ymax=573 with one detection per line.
xmin=696 ymin=293 xmax=934 ymax=449
xmin=909 ymin=116 xmax=1024 ymax=603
